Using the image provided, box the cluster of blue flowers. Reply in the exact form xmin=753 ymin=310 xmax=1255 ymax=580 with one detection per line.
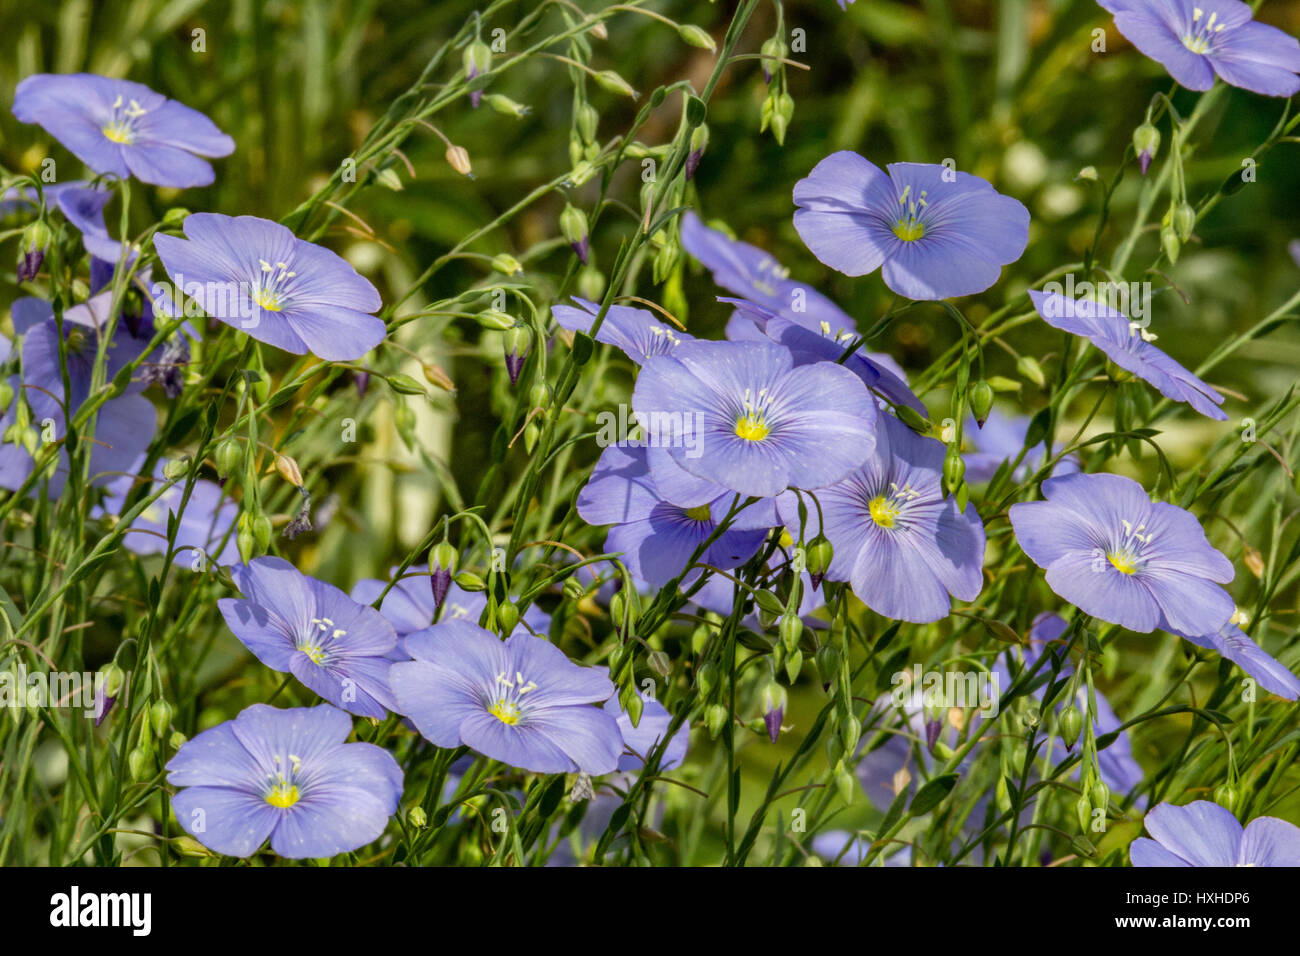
xmin=4 ymin=0 xmax=1300 ymax=868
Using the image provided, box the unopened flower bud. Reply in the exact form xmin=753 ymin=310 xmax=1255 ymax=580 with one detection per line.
xmin=445 ymin=145 xmax=473 ymax=176
xmin=491 ymin=253 xmax=523 ymax=276
xmin=814 ymin=645 xmax=840 ymax=691
xmin=502 ymin=326 xmax=532 ymax=385
xmin=430 ymin=542 xmax=458 ymax=609
xmin=128 ymin=746 xmax=152 ymax=782
xmin=274 ymin=452 xmax=304 ymax=488
xmin=1213 ymin=783 xmax=1237 ymax=812
xmin=778 ymin=613 xmax=802 ymax=654
xmin=576 ymin=103 xmax=599 ymax=143
xmin=560 ymin=204 xmax=590 ymax=264
xmin=1160 ymin=223 xmax=1181 ymax=264
xmin=150 ymin=700 xmax=173 ymax=737
xmin=762 ymin=681 xmax=787 ymax=743
xmin=969 ymin=380 xmax=994 ymax=428
xmin=214 ymin=438 xmax=243 ymax=479
xmin=495 ymin=601 xmax=519 ymax=635
xmin=17 ymin=220 xmax=52 ymax=283
xmin=678 ymin=23 xmax=716 ymax=51
xmin=1133 ymin=122 xmax=1161 ymax=175
xmin=454 ymin=570 xmax=486 ymax=592
xmin=477 ymin=309 xmax=515 ymax=331
xmin=784 ymin=648 xmax=802 ymax=682
xmin=760 ymin=36 xmax=787 ymax=83
xmin=943 ymin=444 xmax=965 ymax=495
xmin=408 ymin=805 xmax=428 ymax=828
xmin=593 ymin=70 xmax=637 ymax=99
xmin=1173 ymin=201 xmax=1196 ymax=242
xmin=1017 ymin=355 xmax=1046 ymax=388
xmin=1058 ymin=704 xmax=1083 ymax=750
xmin=562 ymin=576 xmax=586 ymax=602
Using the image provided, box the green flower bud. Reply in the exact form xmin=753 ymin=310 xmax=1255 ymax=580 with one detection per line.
xmin=814 ymin=644 xmax=840 ymax=690
xmin=593 ymin=70 xmax=637 ymax=99
xmin=677 ymin=24 xmax=716 ymax=51
xmin=943 ymin=443 xmax=965 ymax=495
xmin=128 ymin=746 xmax=152 ymax=782
xmin=1132 ymin=122 xmax=1161 ymax=174
xmin=779 ymin=613 xmax=802 ymax=654
xmin=1090 ymin=780 xmax=1109 ymax=815
xmin=562 ymin=576 xmax=586 ymax=602
xmin=161 ymin=457 xmax=190 ymax=480
xmin=577 ymin=265 xmax=605 ymax=302
xmin=408 ymin=805 xmax=428 ymax=828
xmin=1213 ymin=783 xmax=1237 ymax=813
xmin=840 ymin=714 xmax=861 ymax=753
xmin=784 ymin=648 xmax=802 ymax=683
xmin=150 ymin=699 xmax=174 ymax=737
xmin=385 ymin=373 xmax=428 ymax=396
xmin=1075 ymin=793 xmax=1092 ymax=832
xmin=705 ymin=702 xmax=729 ymax=739
xmin=696 ymin=660 xmax=717 ymax=697
xmin=214 ymin=438 xmax=243 ymax=479
xmin=483 ymin=94 xmax=530 ymax=119
xmin=1058 ymin=705 xmax=1083 ymax=750
xmin=253 ymin=514 xmax=272 ymax=551
xmin=835 ymin=764 xmax=856 ymax=803
xmin=169 ymin=730 xmax=188 ymax=751
xmin=100 ymin=662 xmax=126 ymax=699
xmin=969 ymin=380 xmax=995 ymax=427
xmin=1160 ymin=223 xmax=1181 ymax=264
xmin=1173 ymin=201 xmax=1196 ymax=242
xmin=0 ymin=380 xmax=13 ymax=416
xmin=162 ymin=207 xmax=191 ymax=228
xmin=895 ymin=404 xmax=931 ymax=434
xmin=805 ymin=535 xmax=833 ymax=578
xmin=495 ymin=601 xmax=519 ymax=635
xmin=463 ymin=39 xmax=492 ymax=77
xmin=454 ymin=570 xmax=486 ymax=591
xmin=576 ymin=103 xmax=599 ymax=143
xmin=477 ymin=309 xmax=516 ymax=331
xmin=491 ymin=253 xmax=523 ymax=276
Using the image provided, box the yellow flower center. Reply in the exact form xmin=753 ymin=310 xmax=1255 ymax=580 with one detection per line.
xmin=892 ymin=184 xmax=928 ymax=242
xmin=489 ymin=700 xmax=520 ymax=725
xmin=735 ymin=415 xmax=769 ymax=442
xmin=685 ymin=505 xmax=712 ymax=522
xmin=1107 ymin=552 xmax=1138 ymax=575
xmin=254 ymin=288 xmax=283 ymax=312
xmin=301 ymin=644 xmax=326 ymax=665
xmin=265 ymin=781 xmax=300 ymax=808
xmin=1181 ymin=9 xmax=1224 ymax=55
xmin=102 ymin=123 xmax=134 ymax=144
xmin=868 ymin=495 xmax=900 ymax=528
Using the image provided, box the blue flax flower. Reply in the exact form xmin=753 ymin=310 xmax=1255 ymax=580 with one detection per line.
xmin=792 ymin=153 xmax=1029 ymax=300
xmin=1010 ymin=471 xmax=1235 ymax=635
xmin=389 ymin=620 xmax=623 ymax=774
xmin=153 ymin=213 xmax=385 ymax=361
xmin=576 ymin=443 xmax=768 ymax=588
xmin=552 ymin=297 xmax=694 ymax=364
xmin=1099 ymin=1 xmax=1300 ymax=97
xmin=13 ymin=73 xmax=234 ymax=188
xmin=98 ymin=464 xmax=239 ymax=568
xmin=219 ymin=557 xmax=400 ymax=718
xmin=1165 ymin=620 xmax=1300 ymax=700
xmin=1130 ymin=799 xmax=1300 ymax=866
xmin=166 ymin=703 xmax=402 ymax=859
xmin=1029 ymin=290 xmax=1226 ymax=420
xmin=631 ymin=338 xmax=877 ymax=499
xmin=782 ymin=413 xmax=985 ymax=623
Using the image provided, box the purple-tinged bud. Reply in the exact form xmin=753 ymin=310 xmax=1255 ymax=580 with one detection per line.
xmin=559 ymin=204 xmax=590 ymax=264
xmin=686 ymin=123 xmax=709 ymax=180
xmin=762 ymin=681 xmax=787 ymax=743
xmin=354 ymin=369 xmax=370 ymax=396
xmin=925 ymin=717 xmax=942 ymax=751
xmin=464 ymin=40 xmax=491 ymax=108
xmin=1133 ymin=123 xmax=1160 ymax=176
xmin=16 ymin=221 xmax=51 ymax=284
xmin=502 ymin=326 xmax=531 ymax=385
xmin=760 ymin=36 xmax=787 ymax=84
xmin=430 ymin=541 xmax=458 ymax=609
xmin=969 ymin=380 xmax=994 ymax=428
xmin=804 ymin=534 xmax=833 ymax=590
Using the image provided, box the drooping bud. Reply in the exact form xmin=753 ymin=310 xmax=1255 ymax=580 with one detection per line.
xmin=1212 ymin=783 xmax=1237 ymax=813
xmin=495 ymin=601 xmax=519 ymax=635
xmin=422 ymin=362 xmax=455 ymax=392
xmin=925 ymin=717 xmax=942 ymax=751
xmin=835 ymin=763 xmax=856 ymax=803
xmin=762 ymin=681 xmax=787 ymax=743
xmin=445 ymin=145 xmax=473 ymax=177
xmin=17 ymin=220 xmax=52 ymax=283
xmin=454 ymin=570 xmax=486 ymax=591
xmin=1132 ymin=122 xmax=1161 ymax=175
xmin=969 ymin=380 xmax=995 ymax=428
xmin=685 ymin=122 xmax=709 ymax=180
xmin=149 ymin=699 xmax=174 ymax=737
xmin=1173 ymin=201 xmax=1196 ymax=242
xmin=942 ymin=443 xmax=965 ymax=495
xmin=778 ymin=613 xmax=802 ymax=654
xmin=491 ymin=253 xmax=523 ymax=276
xmin=274 ymin=452 xmax=304 ymax=488
xmin=161 ymin=457 xmax=190 ymax=480
xmin=696 ymin=660 xmax=717 ymax=697
xmin=128 ymin=746 xmax=152 ymax=782
xmin=430 ymin=541 xmax=458 ymax=609
xmin=593 ymin=70 xmax=637 ymax=100
xmin=560 ymin=204 xmax=590 ymax=264
xmin=804 ymin=535 xmax=833 ymax=590
xmin=759 ymin=36 xmax=787 ymax=83
xmin=1075 ymin=793 xmax=1092 ymax=833
xmin=1160 ymin=222 xmax=1181 ymax=264
xmin=784 ymin=647 xmax=802 ymax=682
xmin=705 ymin=702 xmax=729 ymax=739
xmin=477 ymin=309 xmax=515 ymax=331
xmin=1058 ymin=704 xmax=1083 ymax=750
xmin=463 ymin=39 xmax=492 ymax=108
xmin=483 ymin=94 xmax=530 ymax=119
xmin=576 ymin=103 xmax=599 ymax=143
xmin=502 ymin=326 xmax=531 ymax=385
xmin=408 ymin=805 xmax=428 ymax=828
xmin=677 ymin=23 xmax=715 ymax=51
xmin=814 ymin=644 xmax=840 ymax=691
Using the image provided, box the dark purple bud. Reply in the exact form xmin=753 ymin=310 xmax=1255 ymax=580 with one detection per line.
xmin=94 ymin=692 xmax=116 ymax=727
xmin=925 ymin=718 xmax=942 ymax=751
xmin=430 ymin=566 xmax=452 ymax=609
xmin=571 ymin=237 xmax=590 ymax=265
xmin=764 ymin=705 xmax=783 ymax=743
xmin=354 ymin=370 xmax=370 ymax=396
xmin=1137 ymin=149 xmax=1153 ymax=175
xmin=685 ymin=149 xmax=703 ymax=181
xmin=504 ymin=353 xmax=526 ymax=385
xmin=17 ymin=249 xmax=43 ymax=283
